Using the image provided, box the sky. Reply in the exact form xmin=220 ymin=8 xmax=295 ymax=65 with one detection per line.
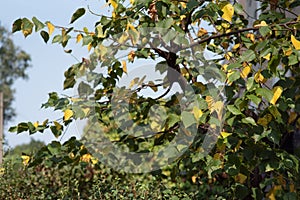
xmin=0 ymin=0 xmax=214 ymax=149
xmin=0 ymin=0 xmax=108 ymax=148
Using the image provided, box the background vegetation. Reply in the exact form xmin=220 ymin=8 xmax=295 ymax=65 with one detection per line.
xmin=1 ymin=0 xmax=300 ymax=199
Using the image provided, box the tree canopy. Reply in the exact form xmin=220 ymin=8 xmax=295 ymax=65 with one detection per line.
xmin=6 ymin=0 xmax=300 ymax=198
xmin=0 ymin=25 xmax=31 ymax=122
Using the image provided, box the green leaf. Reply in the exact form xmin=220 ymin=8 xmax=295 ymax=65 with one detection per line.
xmin=50 ymin=125 xmax=62 ymax=138
xmin=64 ymin=77 xmax=76 ymax=90
xmin=242 ymin=117 xmax=256 ymax=126
xmin=268 ymin=55 xmax=280 ymax=74
xmin=82 ymin=35 xmax=93 ymax=46
xmin=235 ymin=184 xmax=249 ymax=199
xmin=255 ymin=88 xmax=273 ymax=102
xmin=22 ymin=18 xmax=34 ymax=37
xmin=247 ymin=94 xmax=261 ymax=105
xmin=228 ymin=70 xmax=240 ymax=82
xmin=156 ymin=18 xmax=173 ymax=29
xmin=259 ymin=26 xmax=271 ymax=37
xmin=12 ymin=18 xmax=22 ymax=33
xmin=288 ymin=54 xmax=298 ymax=66
xmin=162 ymin=30 xmax=176 ymax=44
xmin=240 ymin=50 xmax=256 ymax=62
xmin=78 ymin=82 xmax=94 ymax=96
xmin=17 ymin=122 xmax=29 ymax=133
xmin=47 ymin=141 xmax=62 ymax=154
xmin=227 ymin=105 xmax=242 ymax=115
xmin=70 ymin=8 xmax=86 ymax=24
xmin=96 ymin=25 xmax=107 ymax=38
xmin=233 ymin=3 xmax=244 ymax=15
xmin=32 ymin=17 xmax=45 ymax=32
xmin=181 ymin=111 xmax=196 ymax=128
xmin=8 ymin=126 xmax=18 ymax=133
xmin=167 ymin=114 xmax=180 ymax=127
xmin=40 ymin=31 xmax=49 ymax=43
xmin=52 ymin=35 xmax=62 ymax=43
xmin=246 ymin=77 xmax=255 ymax=91
xmin=64 ymin=49 xmax=72 ymax=54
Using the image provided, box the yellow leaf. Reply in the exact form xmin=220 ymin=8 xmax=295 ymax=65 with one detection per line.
xmin=246 ymin=33 xmax=255 ymax=42
xmin=83 ymin=27 xmax=89 ymax=34
xmin=122 ymin=60 xmax=127 ymax=73
xmin=129 ymin=77 xmax=139 ymax=88
xmin=193 ymin=106 xmax=203 ymax=120
xmin=257 ymin=114 xmax=272 ymax=127
xmin=221 ymin=22 xmax=230 ymax=29
xmin=69 ymin=152 xmax=75 ymax=158
xmin=21 ymin=155 xmax=30 ymax=165
xmin=33 ymin=121 xmax=39 ymax=128
xmin=234 ymin=139 xmax=242 ymax=152
xmin=162 ymin=170 xmax=171 ymax=177
xmin=191 ymin=175 xmax=197 ymax=183
xmin=53 ymin=121 xmax=63 ymax=130
xmin=221 ymin=131 xmax=232 ymax=138
xmin=213 ymin=153 xmax=221 ymax=160
xmin=283 ymin=47 xmax=292 ymax=56
xmin=270 ymin=86 xmax=283 ymax=105
xmin=193 ymin=82 xmax=206 ymax=92
xmin=180 ymin=2 xmax=187 ymax=8
xmin=91 ymin=156 xmax=98 ymax=164
xmin=128 ymin=50 xmax=135 ymax=62
xmin=47 ymin=22 xmax=55 ymax=36
xmin=222 ymin=3 xmax=234 ymax=22
xmin=226 ymin=70 xmax=234 ymax=84
xmin=76 ymin=34 xmax=83 ymax=43
xmin=71 ymin=97 xmax=80 ymax=102
xmin=118 ymin=33 xmax=129 ymax=44
xmin=22 ymin=29 xmax=32 ymax=37
xmin=235 ymin=173 xmax=247 ymax=184
xmin=109 ymin=0 xmax=118 ymax=9
xmin=82 ymin=108 xmax=90 ymax=116
xmin=87 ymin=43 xmax=93 ymax=52
xmin=288 ymin=112 xmax=297 ymax=124
xmin=263 ymin=53 xmax=271 ymax=60
xmin=241 ymin=65 xmax=251 ymax=79
xmin=257 ymin=117 xmax=268 ymax=127
xmin=64 ymin=109 xmax=73 ymax=121
xmin=205 ymin=96 xmax=214 ymax=109
xmin=290 ymin=183 xmax=295 ymax=192
xmin=267 ymin=185 xmax=282 ymax=200
xmin=0 ymin=167 xmax=5 ymax=176
xmin=112 ymin=11 xmax=117 ymax=19
xmin=211 ymin=101 xmax=224 ymax=118
xmin=254 ymin=70 xmax=266 ymax=83
xmin=150 ymin=121 xmax=160 ymax=130
xmin=222 ymin=64 xmax=228 ymax=71
xmin=42 ymin=119 xmax=49 ymax=126
xmin=291 ymin=35 xmax=300 ymax=50
xmin=254 ymin=20 xmax=268 ymax=27
xmin=225 ymin=52 xmax=233 ymax=60
xmin=130 ymin=0 xmax=134 ymax=5
xmin=232 ymin=43 xmax=240 ymax=50
xmin=197 ymin=28 xmax=208 ymax=37
xmin=81 ymin=153 xmax=92 ymax=163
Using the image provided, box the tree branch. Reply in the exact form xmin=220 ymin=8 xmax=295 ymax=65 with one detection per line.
xmin=188 ymin=21 xmax=299 ymax=49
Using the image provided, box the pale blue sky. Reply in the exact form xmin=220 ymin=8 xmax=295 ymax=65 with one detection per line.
xmin=0 ymin=0 xmax=108 ymax=147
